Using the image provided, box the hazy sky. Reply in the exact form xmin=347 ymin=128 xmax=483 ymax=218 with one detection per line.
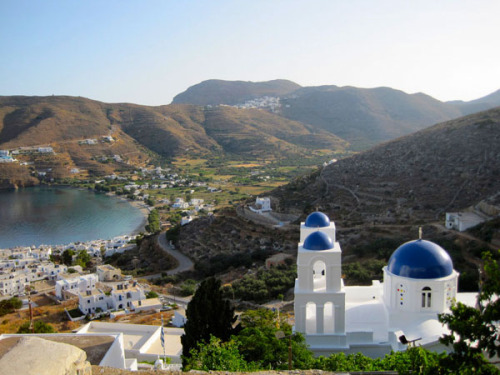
xmin=1 ymin=0 xmax=499 ymax=106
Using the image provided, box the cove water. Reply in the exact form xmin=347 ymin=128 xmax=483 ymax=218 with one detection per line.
xmin=0 ymin=186 xmax=146 ymax=249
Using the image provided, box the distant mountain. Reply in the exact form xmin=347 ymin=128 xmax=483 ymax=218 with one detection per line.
xmin=174 ymin=80 xmax=500 ymax=151
xmin=280 ymin=86 xmax=463 ymax=150
xmin=0 ymin=96 xmax=347 ymax=179
xmin=448 ymin=89 xmax=500 ymax=115
xmin=172 ymin=79 xmax=301 ymax=106
xmin=271 ymin=107 xmax=500 ymax=225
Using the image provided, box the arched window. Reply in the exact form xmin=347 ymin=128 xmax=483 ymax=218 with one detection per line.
xmin=312 ymin=260 xmax=326 ymax=291
xmin=305 ymin=302 xmax=317 ymax=334
xmin=421 ymin=287 xmax=432 ymax=308
xmin=323 ymin=302 xmax=335 ymax=334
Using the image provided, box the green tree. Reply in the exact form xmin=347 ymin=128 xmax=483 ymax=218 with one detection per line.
xmin=439 ymin=251 xmax=500 ymax=374
xmin=0 ymin=297 xmax=23 ymax=316
xmin=146 ymin=291 xmax=158 ymax=299
xmin=181 ymin=277 xmax=236 ymax=367
xmin=146 ymin=209 xmax=160 ymax=233
xmin=235 ymin=309 xmax=313 ymax=369
xmin=183 ymin=336 xmax=257 ymax=372
xmin=75 ymin=250 xmax=91 ymax=268
xmin=17 ymin=320 xmax=56 ymax=333
xmin=61 ymin=249 xmax=75 ymax=266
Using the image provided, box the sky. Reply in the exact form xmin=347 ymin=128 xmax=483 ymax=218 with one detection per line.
xmin=1 ymin=0 xmax=499 ymax=106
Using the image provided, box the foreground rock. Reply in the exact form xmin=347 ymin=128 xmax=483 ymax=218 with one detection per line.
xmin=0 ymin=336 xmax=91 ymax=375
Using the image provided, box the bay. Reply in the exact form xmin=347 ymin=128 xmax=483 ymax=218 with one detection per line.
xmin=0 ymin=186 xmax=147 ymax=249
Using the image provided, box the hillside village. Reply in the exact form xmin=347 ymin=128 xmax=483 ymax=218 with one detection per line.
xmin=0 ymin=84 xmax=499 ymax=374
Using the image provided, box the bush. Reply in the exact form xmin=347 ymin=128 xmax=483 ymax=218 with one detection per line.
xmin=17 ymin=320 xmax=56 ymax=333
xmin=0 ymin=297 xmax=22 ymax=316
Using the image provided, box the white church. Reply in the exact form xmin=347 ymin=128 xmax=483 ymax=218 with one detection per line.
xmin=294 ymin=212 xmax=476 ymax=358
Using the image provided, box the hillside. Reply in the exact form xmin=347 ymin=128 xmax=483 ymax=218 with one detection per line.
xmin=448 ymin=89 xmax=500 ymax=116
xmin=0 ymin=96 xmax=348 ymax=185
xmin=271 ymin=107 xmax=500 ymax=226
xmin=280 ymin=86 xmax=463 ymax=150
xmin=172 ymin=79 xmax=301 ymax=106
xmin=173 ymin=80 xmax=500 ymax=151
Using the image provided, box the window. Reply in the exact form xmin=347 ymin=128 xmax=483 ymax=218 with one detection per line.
xmin=421 ymin=287 xmax=432 ymax=308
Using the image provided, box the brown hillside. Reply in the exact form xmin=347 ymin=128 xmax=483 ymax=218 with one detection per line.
xmin=0 ymin=96 xmax=348 ymax=167
xmin=271 ymin=107 xmax=500 ymax=226
xmin=172 ymin=79 xmax=301 ymax=106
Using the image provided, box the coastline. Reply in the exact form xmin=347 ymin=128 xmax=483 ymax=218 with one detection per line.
xmin=0 ymin=186 xmax=151 ymax=251
xmin=108 ymin=192 xmax=150 ymax=236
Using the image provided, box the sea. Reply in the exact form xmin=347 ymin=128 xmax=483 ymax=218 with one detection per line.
xmin=0 ymin=186 xmax=146 ymax=249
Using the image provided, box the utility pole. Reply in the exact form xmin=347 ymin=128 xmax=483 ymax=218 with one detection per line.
xmin=26 ymin=283 xmax=34 ymax=333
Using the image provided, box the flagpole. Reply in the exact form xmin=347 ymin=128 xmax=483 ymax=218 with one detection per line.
xmin=161 ymin=314 xmax=166 ymax=366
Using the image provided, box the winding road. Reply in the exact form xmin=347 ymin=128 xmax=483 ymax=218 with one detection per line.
xmin=157 ymin=232 xmax=194 ymax=275
xmin=140 ymin=232 xmax=194 ymax=281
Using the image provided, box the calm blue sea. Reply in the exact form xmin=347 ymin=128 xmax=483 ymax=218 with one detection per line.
xmin=0 ymin=186 xmax=146 ymax=249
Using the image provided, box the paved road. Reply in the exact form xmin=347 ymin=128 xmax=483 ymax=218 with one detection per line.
xmin=157 ymin=232 xmax=194 ymax=274
xmin=140 ymin=232 xmax=194 ymax=281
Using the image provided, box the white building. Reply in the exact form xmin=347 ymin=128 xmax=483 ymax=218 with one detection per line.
xmin=294 ymin=212 xmax=475 ymax=358
xmin=445 ymin=212 xmax=485 ymax=232
xmin=181 ymin=216 xmax=194 ymax=226
xmin=56 ymin=273 xmax=98 ymax=300
xmin=78 ymin=280 xmax=147 ymax=315
xmin=37 ymin=146 xmax=54 ymax=153
xmin=77 ymin=321 xmax=183 ymax=365
xmin=249 ymin=197 xmax=272 ymax=214
xmin=0 ymin=273 xmax=28 ymax=296
xmin=96 ymin=264 xmax=122 ymax=282
xmin=172 ymin=198 xmax=189 ymax=209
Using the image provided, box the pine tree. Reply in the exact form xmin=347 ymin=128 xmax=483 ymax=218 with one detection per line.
xmin=181 ymin=277 xmax=236 ymax=366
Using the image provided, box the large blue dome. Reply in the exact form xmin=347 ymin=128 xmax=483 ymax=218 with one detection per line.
xmin=303 ymin=231 xmax=334 ymax=251
xmin=305 ymin=212 xmax=330 ymax=228
xmin=387 ymin=240 xmax=454 ymax=279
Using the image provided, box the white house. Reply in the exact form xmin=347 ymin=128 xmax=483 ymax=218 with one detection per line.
xmin=37 ymin=146 xmax=54 ymax=153
xmin=445 ymin=212 xmax=485 ymax=232
xmin=78 ymin=280 xmax=146 ymax=315
xmin=77 ymin=321 xmax=183 ymax=365
xmin=249 ymin=197 xmax=272 ymax=214
xmin=0 ymin=273 xmax=28 ymax=296
xmin=294 ymin=212 xmax=476 ymax=358
xmin=56 ymin=273 xmax=98 ymax=300
xmin=181 ymin=216 xmax=194 ymax=226
xmin=172 ymin=198 xmax=189 ymax=209
xmin=96 ymin=264 xmax=122 ymax=282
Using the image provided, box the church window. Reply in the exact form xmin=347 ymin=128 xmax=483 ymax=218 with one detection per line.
xmin=312 ymin=260 xmax=326 ymax=291
xmin=305 ymin=302 xmax=317 ymax=334
xmin=421 ymin=287 xmax=432 ymax=308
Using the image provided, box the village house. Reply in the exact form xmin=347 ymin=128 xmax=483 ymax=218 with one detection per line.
xmin=249 ymin=197 xmax=272 ymax=214
xmin=96 ymin=264 xmax=122 ymax=282
xmin=78 ymin=280 xmax=147 ymax=315
xmin=445 ymin=211 xmax=486 ymax=232
xmin=56 ymin=273 xmax=98 ymax=300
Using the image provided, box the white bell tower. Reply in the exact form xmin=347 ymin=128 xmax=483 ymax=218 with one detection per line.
xmin=294 ymin=212 xmax=347 ymax=352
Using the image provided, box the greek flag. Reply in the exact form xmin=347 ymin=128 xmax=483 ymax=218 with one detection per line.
xmin=161 ymin=314 xmax=165 ymax=349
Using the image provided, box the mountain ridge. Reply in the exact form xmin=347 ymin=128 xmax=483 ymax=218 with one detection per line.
xmin=173 ymin=80 xmax=500 ymax=150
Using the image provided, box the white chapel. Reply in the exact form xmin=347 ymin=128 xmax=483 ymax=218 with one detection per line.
xmin=294 ymin=212 xmax=477 ymax=358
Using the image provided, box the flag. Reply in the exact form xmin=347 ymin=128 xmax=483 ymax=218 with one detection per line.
xmin=161 ymin=314 xmax=165 ymax=349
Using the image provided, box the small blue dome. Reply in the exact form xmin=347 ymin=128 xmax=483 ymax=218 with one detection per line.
xmin=387 ymin=240 xmax=453 ymax=279
xmin=304 ymin=231 xmax=334 ymax=251
xmin=305 ymin=212 xmax=330 ymax=228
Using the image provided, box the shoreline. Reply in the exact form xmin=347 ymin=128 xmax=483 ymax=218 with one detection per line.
xmin=0 ymin=186 xmax=151 ymax=251
xmin=107 ymin=192 xmax=150 ymax=236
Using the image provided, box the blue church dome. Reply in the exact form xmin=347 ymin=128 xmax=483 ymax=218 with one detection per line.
xmin=303 ymin=231 xmax=334 ymax=251
xmin=305 ymin=212 xmax=330 ymax=228
xmin=387 ymin=240 xmax=454 ymax=279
